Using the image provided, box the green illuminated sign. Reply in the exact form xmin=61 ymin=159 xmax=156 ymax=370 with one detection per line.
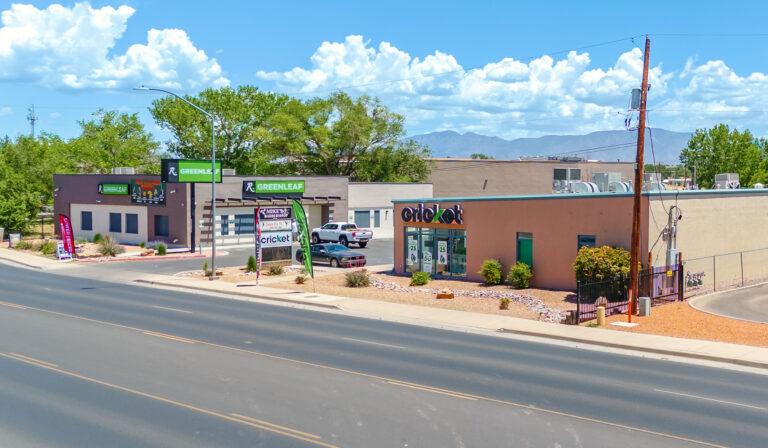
xmin=243 ymin=180 xmax=305 ymax=196
xmin=162 ymin=159 xmax=222 ymax=183
xmin=98 ymin=183 xmax=129 ymax=195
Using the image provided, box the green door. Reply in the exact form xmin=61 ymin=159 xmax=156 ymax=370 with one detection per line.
xmin=517 ymin=233 xmax=533 ymax=267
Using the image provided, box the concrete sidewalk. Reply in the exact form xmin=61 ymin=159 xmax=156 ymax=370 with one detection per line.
xmin=134 ymin=273 xmax=768 ymax=370
xmin=0 ymin=246 xmax=77 ymax=270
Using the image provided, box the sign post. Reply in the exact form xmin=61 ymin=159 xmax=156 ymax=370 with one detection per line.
xmin=254 ymin=208 xmax=262 ymax=284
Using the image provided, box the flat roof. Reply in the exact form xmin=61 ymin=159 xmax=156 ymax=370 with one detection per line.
xmin=392 ymin=188 xmax=768 ymax=204
xmin=429 ymin=158 xmax=633 ymax=164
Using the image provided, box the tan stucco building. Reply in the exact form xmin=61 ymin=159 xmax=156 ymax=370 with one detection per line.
xmin=428 ymin=158 xmax=635 ymax=197
xmin=393 ymin=189 xmax=768 ymax=291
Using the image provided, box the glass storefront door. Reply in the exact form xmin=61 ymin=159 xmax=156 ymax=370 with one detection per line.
xmin=404 ymin=227 xmax=466 ymax=277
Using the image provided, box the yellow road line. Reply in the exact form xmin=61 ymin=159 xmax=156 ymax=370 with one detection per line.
xmin=230 ymin=413 xmax=322 ymax=439
xmin=0 ymin=352 xmax=338 ymax=448
xmin=143 ymin=331 xmax=196 ymax=344
xmin=386 ymin=381 xmax=477 ymax=401
xmin=7 ymin=301 xmax=729 ymax=448
xmin=7 ymin=352 xmax=58 ymax=368
xmin=0 ymin=300 xmax=27 ymax=310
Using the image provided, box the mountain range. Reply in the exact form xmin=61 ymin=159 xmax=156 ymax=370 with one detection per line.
xmin=409 ymin=129 xmax=691 ymax=163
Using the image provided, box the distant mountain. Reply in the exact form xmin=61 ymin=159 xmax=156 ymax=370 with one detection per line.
xmin=410 ymin=129 xmax=691 ymax=163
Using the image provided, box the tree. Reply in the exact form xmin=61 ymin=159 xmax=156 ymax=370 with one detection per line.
xmin=0 ymin=161 xmax=40 ymax=232
xmin=680 ymin=124 xmax=761 ymax=188
xmin=150 ymin=86 xmax=289 ymax=175
xmin=69 ymin=110 xmax=160 ymax=174
xmin=470 ymin=153 xmax=493 ymax=159
xmin=0 ymin=134 xmax=71 ymax=205
xmin=266 ymin=92 xmax=431 ymax=182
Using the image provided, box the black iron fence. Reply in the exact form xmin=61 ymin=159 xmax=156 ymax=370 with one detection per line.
xmin=573 ymin=264 xmax=683 ymax=323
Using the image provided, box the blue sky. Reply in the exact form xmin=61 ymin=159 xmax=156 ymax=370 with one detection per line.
xmin=2 ymin=0 xmax=768 ymax=145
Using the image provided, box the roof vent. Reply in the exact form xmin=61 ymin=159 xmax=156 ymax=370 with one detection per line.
xmin=111 ymin=167 xmax=135 ymax=175
xmin=222 ymin=168 xmax=236 ymax=176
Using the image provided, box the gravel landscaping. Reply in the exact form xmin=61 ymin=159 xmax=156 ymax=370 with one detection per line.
xmin=269 ymin=270 xmax=575 ymax=322
xmin=603 ymin=301 xmax=768 ymax=347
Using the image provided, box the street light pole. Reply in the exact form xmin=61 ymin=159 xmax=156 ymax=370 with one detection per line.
xmin=133 ymin=86 xmax=217 ymax=278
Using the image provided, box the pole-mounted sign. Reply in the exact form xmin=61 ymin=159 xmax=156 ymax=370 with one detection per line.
xmin=162 ymin=159 xmax=222 ymax=183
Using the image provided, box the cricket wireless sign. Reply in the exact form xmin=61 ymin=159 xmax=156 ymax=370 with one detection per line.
xmin=401 ymin=203 xmax=464 ymax=225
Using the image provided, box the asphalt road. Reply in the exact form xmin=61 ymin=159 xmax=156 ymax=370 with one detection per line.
xmin=1 ymin=263 xmax=767 ymax=447
xmin=691 ymin=283 xmax=768 ymax=324
xmin=66 ymin=238 xmax=394 ymax=278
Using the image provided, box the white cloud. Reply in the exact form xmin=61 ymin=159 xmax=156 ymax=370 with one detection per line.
xmin=0 ymin=2 xmax=228 ymax=89
xmin=0 ymin=106 xmax=10 ymax=116
xmin=257 ymin=35 xmax=768 ymax=138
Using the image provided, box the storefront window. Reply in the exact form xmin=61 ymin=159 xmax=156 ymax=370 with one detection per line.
xmin=404 ymin=227 xmax=466 ymax=277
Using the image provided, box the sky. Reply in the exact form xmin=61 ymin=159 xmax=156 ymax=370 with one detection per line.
xmin=2 ymin=0 xmax=768 ymax=146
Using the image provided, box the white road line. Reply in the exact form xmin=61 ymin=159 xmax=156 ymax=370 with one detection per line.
xmin=654 ymin=389 xmax=767 ymax=411
xmin=150 ymin=305 xmax=193 ymax=314
xmin=342 ymin=337 xmax=407 ymax=350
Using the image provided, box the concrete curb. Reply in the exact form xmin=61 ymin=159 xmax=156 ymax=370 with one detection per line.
xmin=497 ymin=327 xmax=768 ymax=370
xmin=133 ymin=279 xmax=343 ymax=310
xmin=0 ymin=256 xmax=43 ymax=270
xmin=78 ymin=254 xmax=207 ymax=263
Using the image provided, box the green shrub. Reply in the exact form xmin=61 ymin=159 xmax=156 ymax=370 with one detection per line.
xmin=478 ymin=259 xmax=503 ymax=285
xmin=499 ymin=297 xmax=510 ymax=310
xmin=507 ymin=262 xmax=533 ymax=289
xmin=246 ymin=255 xmax=258 ymax=273
xmin=98 ymin=235 xmax=125 ymax=257
xmin=345 ymin=269 xmax=370 ymax=287
xmin=156 ymin=243 xmax=167 ymax=256
xmin=295 ymin=274 xmax=308 ymax=284
xmin=93 ymin=233 xmax=103 ymax=243
xmin=268 ymin=264 xmax=284 ymax=276
xmin=75 ymin=238 xmax=88 ymax=245
xmin=138 ymin=241 xmax=146 ymax=248
xmin=15 ymin=240 xmax=33 ymax=250
xmin=572 ymin=246 xmax=631 ymax=283
xmin=202 ymin=261 xmax=212 ymax=277
xmin=40 ymin=240 xmax=57 ymax=255
xmin=410 ymin=271 xmax=431 ymax=286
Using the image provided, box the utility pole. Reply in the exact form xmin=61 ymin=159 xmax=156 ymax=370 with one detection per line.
xmin=27 ymin=104 xmax=38 ymax=138
xmin=628 ymin=35 xmax=651 ymax=323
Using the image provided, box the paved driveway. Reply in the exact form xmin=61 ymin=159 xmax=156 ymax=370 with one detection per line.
xmin=690 ymin=283 xmax=768 ymax=324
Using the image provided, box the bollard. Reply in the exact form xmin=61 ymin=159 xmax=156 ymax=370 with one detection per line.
xmin=597 ymin=306 xmax=606 ymax=326
xmin=638 ymin=297 xmax=651 ymax=317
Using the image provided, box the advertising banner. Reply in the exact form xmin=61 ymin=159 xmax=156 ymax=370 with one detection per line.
xmin=407 ymin=237 xmax=418 ymax=266
xmin=258 ymin=231 xmax=292 ymax=248
xmin=260 ymin=219 xmax=292 ymax=232
xmin=162 ymin=159 xmax=222 ymax=183
xmin=254 ymin=208 xmax=262 ymax=280
xmin=422 ymin=250 xmax=433 ymax=274
xmin=243 ymin=180 xmax=305 ymax=198
xmin=56 ymin=241 xmax=72 ymax=261
xmin=58 ymin=214 xmax=75 ymax=256
xmin=98 ymin=183 xmax=129 ymax=195
xmin=257 ymin=207 xmax=292 ymax=220
xmin=291 ymin=200 xmax=313 ymax=278
xmin=130 ymin=179 xmax=166 ymax=206
xmin=437 ymin=241 xmax=448 ymax=265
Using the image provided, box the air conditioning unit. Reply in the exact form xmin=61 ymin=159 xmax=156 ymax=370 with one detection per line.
xmin=111 ymin=167 xmax=136 ymax=175
xmin=715 ymin=173 xmax=740 ymax=189
xmin=592 ymin=172 xmax=622 ymax=192
xmin=609 ymin=181 xmax=632 ymax=192
xmin=569 ymin=181 xmax=599 ymax=194
xmin=222 ymin=168 xmax=236 ymax=176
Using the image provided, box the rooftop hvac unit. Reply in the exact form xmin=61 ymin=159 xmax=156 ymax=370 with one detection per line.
xmin=222 ymin=168 xmax=236 ymax=176
xmin=754 ymin=183 xmax=765 ymax=189
xmin=609 ymin=181 xmax=632 ymax=192
xmin=715 ymin=173 xmax=740 ymax=189
xmin=592 ymin=172 xmax=622 ymax=192
xmin=569 ymin=181 xmax=599 ymax=194
xmin=111 ymin=167 xmax=136 ymax=175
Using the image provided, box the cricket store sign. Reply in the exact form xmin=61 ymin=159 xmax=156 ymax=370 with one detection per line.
xmin=161 ymin=159 xmax=222 ymax=183
xmin=243 ymin=180 xmax=305 ymax=198
xmin=258 ymin=230 xmax=292 ymax=248
xmin=401 ymin=204 xmax=464 ymax=225
xmin=130 ymin=179 xmax=166 ymax=205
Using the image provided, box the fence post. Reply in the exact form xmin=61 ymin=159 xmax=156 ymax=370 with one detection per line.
xmin=740 ymin=251 xmax=744 ymax=287
xmin=575 ymin=281 xmax=581 ymax=323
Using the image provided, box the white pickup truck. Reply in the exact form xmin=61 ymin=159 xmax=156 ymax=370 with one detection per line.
xmin=311 ymin=222 xmax=373 ymax=248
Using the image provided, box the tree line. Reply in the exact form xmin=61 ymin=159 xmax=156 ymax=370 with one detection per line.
xmin=0 ymin=88 xmax=432 ymax=232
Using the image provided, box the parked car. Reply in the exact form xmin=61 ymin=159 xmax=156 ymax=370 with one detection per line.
xmin=296 ymin=243 xmax=367 ymax=268
xmin=311 ymin=222 xmax=373 ymax=247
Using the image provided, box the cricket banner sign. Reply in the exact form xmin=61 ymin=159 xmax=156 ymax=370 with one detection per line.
xmin=58 ymin=214 xmax=75 ymax=257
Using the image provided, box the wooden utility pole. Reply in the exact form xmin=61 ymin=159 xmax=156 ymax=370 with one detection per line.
xmin=628 ymin=36 xmax=651 ymax=323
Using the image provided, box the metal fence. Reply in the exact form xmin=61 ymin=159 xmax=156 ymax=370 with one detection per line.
xmin=682 ymin=247 xmax=768 ymax=298
xmin=574 ymin=264 xmax=683 ymax=323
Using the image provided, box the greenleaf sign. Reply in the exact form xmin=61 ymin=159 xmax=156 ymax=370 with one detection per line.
xmin=98 ymin=183 xmax=129 ymax=195
xmin=161 ymin=159 xmax=222 ymax=183
xmin=242 ymin=180 xmax=305 ymax=198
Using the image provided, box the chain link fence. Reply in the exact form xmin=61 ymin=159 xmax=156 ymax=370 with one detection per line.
xmin=683 ymin=247 xmax=768 ymax=297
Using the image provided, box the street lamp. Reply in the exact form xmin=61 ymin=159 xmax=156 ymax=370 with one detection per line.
xmin=134 ymin=85 xmax=218 ymax=279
